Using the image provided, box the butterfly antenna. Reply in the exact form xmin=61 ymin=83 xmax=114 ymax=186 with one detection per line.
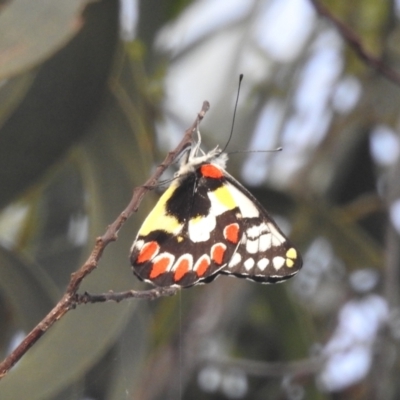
xmin=228 ymin=147 xmax=283 ymax=155
xmin=221 ymin=74 xmax=243 ymax=154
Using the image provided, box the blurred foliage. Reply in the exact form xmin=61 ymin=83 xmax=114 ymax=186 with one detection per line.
xmin=0 ymin=0 xmax=399 ymax=399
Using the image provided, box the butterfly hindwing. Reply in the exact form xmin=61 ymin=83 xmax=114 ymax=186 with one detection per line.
xmin=130 ymin=164 xmax=244 ymax=287
xmin=218 ymin=174 xmax=302 ymax=283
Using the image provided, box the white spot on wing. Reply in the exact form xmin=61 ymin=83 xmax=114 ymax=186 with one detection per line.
xmin=259 ymin=233 xmax=271 ymax=252
xmin=257 ymin=258 xmax=270 ymax=271
xmin=189 ymin=213 xmax=216 ymax=242
xmin=246 ymin=239 xmax=259 ymax=254
xmin=132 ymin=239 xmax=144 ymax=252
xmin=228 ymin=252 xmax=242 ymax=267
xmin=272 ymin=256 xmax=285 ymax=270
xmin=272 ymin=236 xmax=282 ymax=247
xmin=244 ymin=258 xmax=255 ymax=270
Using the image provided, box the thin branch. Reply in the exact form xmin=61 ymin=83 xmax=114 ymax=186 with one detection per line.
xmin=76 ymin=287 xmax=179 ymax=303
xmin=0 ymin=100 xmax=210 ymax=380
xmin=309 ymin=0 xmax=400 ymax=87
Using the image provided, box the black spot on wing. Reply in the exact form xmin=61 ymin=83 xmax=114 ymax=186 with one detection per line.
xmin=165 ymin=167 xmax=225 ymax=223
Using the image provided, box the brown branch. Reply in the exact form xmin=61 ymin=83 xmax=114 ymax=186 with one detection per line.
xmin=309 ymin=0 xmax=400 ymax=87
xmin=0 ymin=100 xmax=211 ymax=380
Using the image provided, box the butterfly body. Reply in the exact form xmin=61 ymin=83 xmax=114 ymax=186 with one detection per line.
xmin=130 ymin=143 xmax=302 ymax=287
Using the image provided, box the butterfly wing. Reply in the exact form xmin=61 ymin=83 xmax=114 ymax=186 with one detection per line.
xmin=218 ymin=173 xmax=302 ymax=283
xmin=130 ymin=167 xmax=244 ymax=287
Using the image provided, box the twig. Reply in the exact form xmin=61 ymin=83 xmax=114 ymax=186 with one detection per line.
xmin=76 ymin=287 xmax=179 ymax=303
xmin=0 ymin=100 xmax=211 ymax=380
xmin=309 ymin=0 xmax=400 ymax=87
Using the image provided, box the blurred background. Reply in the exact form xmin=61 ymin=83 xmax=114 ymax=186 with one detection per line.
xmin=0 ymin=0 xmax=399 ymax=399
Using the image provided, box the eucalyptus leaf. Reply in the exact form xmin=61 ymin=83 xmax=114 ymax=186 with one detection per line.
xmin=0 ymin=0 xmax=88 ymax=80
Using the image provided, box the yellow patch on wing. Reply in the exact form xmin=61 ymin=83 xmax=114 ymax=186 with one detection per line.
xmin=285 ymin=248 xmax=298 ymax=268
xmin=212 ymin=185 xmax=236 ymax=211
xmin=139 ymin=185 xmax=182 ymax=236
xmin=286 ymin=259 xmax=294 ymax=268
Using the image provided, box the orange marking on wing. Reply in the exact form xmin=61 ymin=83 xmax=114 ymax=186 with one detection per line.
xmin=174 ymin=257 xmax=190 ymax=282
xmin=200 ymin=164 xmax=223 ymax=179
xmin=196 ymin=256 xmax=210 ymax=277
xmin=211 ymin=243 xmax=226 ymax=265
xmin=224 ymin=223 xmax=240 ymax=244
xmin=137 ymin=241 xmax=159 ymax=264
xmin=150 ymin=256 xmax=171 ymax=278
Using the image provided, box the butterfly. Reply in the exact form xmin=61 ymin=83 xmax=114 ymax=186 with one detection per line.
xmin=130 ymin=132 xmax=302 ymax=288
